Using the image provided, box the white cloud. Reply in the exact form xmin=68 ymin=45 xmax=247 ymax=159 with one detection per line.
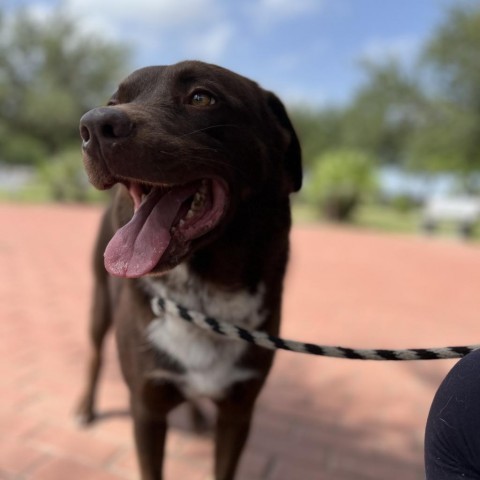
xmin=360 ymin=36 xmax=421 ymax=64
xmin=67 ymin=0 xmax=221 ymax=29
xmin=184 ymin=23 xmax=235 ymax=62
xmin=258 ymin=0 xmax=321 ymax=17
xmin=268 ymin=39 xmax=328 ymax=74
xmin=245 ymin=0 xmax=325 ymax=28
xmin=69 ymin=0 xmax=237 ymax=64
xmin=18 ymin=0 xmax=236 ymax=65
xmin=282 ymin=86 xmax=327 ymax=107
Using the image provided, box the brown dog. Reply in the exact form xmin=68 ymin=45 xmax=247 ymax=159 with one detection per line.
xmin=76 ymin=60 xmax=302 ymax=480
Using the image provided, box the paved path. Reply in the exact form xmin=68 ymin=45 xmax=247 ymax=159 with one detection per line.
xmin=1 ymin=204 xmax=480 ymax=479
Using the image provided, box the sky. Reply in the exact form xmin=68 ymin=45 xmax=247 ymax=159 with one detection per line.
xmin=4 ymin=0 xmax=457 ymax=108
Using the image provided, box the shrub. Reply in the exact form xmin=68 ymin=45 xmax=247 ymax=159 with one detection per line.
xmin=303 ymin=149 xmax=378 ymax=221
xmin=0 ymin=130 xmax=48 ymax=165
xmin=39 ymin=147 xmax=90 ymax=202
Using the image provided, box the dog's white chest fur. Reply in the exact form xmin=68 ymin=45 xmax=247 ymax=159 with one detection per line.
xmin=144 ymin=265 xmax=266 ymax=400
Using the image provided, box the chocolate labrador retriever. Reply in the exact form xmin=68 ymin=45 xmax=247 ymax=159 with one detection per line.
xmin=76 ymin=60 xmax=302 ymax=480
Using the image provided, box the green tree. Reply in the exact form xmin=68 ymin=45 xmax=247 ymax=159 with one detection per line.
xmin=423 ymin=3 xmax=480 ymax=109
xmin=0 ymin=7 xmax=130 ymax=164
xmin=290 ymin=107 xmax=344 ymax=169
xmin=291 ymin=60 xmax=425 ymax=171
xmin=407 ymin=3 xmax=480 ymax=188
xmin=342 ymin=59 xmax=424 ymax=165
xmin=303 ymin=149 xmax=378 ymax=222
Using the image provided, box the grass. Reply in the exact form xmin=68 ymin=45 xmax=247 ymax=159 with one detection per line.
xmin=355 ymin=202 xmax=480 ymax=240
xmin=293 ymin=200 xmax=480 ymax=241
xmin=353 ymin=202 xmax=421 ymax=234
xmin=0 ymin=183 xmax=52 ymax=203
xmin=292 ymin=200 xmax=420 ymax=233
xmin=0 ymin=180 xmax=107 ymax=204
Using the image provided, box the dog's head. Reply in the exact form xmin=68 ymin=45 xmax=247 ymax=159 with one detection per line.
xmin=80 ymin=60 xmax=302 ymax=278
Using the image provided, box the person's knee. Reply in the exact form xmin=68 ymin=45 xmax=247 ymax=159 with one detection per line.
xmin=425 ymin=349 xmax=480 ymax=479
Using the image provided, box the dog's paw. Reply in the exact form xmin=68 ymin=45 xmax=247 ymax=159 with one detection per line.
xmin=74 ymin=399 xmax=96 ymax=427
xmin=75 ymin=410 xmax=96 ymax=427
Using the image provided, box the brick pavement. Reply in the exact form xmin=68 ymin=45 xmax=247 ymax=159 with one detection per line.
xmin=2 ymin=203 xmax=480 ymax=479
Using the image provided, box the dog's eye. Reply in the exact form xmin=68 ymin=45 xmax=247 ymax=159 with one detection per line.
xmin=189 ymin=92 xmax=216 ymax=107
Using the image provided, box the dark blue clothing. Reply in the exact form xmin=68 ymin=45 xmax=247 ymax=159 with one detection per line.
xmin=425 ymin=349 xmax=480 ymax=479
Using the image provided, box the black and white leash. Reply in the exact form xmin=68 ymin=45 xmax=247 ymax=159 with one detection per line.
xmin=151 ymin=296 xmax=480 ymax=361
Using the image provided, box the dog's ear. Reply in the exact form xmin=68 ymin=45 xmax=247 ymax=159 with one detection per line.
xmin=264 ymin=91 xmax=303 ymax=193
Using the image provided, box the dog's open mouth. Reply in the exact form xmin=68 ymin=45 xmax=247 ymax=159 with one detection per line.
xmin=104 ymin=178 xmax=229 ymax=278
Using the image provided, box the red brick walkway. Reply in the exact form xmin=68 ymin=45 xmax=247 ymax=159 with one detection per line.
xmin=2 ymin=204 xmax=480 ymax=479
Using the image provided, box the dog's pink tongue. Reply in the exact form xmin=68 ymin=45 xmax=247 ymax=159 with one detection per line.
xmin=104 ymin=187 xmax=193 ymax=278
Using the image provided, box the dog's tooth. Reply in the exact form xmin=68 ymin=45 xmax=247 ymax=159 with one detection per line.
xmin=192 ymin=199 xmax=203 ymax=210
xmin=181 ymin=189 xmax=207 ymax=224
xmin=199 ymin=181 xmax=208 ymax=194
xmin=191 ymin=192 xmax=205 ymax=210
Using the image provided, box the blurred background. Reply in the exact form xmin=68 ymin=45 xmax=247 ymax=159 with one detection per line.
xmin=1 ymin=0 xmax=480 ymax=236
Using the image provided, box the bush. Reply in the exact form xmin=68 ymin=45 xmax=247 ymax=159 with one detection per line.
xmin=39 ymin=147 xmax=91 ymax=202
xmin=0 ymin=129 xmax=48 ymax=165
xmin=303 ymin=149 xmax=378 ymax=222
xmin=389 ymin=194 xmax=420 ymax=213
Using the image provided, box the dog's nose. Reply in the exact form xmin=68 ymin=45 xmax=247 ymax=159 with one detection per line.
xmin=80 ymin=107 xmax=133 ymax=147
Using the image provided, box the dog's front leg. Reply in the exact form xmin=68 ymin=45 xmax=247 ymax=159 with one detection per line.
xmin=214 ymin=380 xmax=263 ymax=480
xmin=131 ymin=379 xmax=184 ymax=480
xmin=133 ymin=411 xmax=168 ymax=480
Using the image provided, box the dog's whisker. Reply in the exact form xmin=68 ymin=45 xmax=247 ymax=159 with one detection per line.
xmin=176 ymin=156 xmax=244 ymax=176
xmin=179 ymin=124 xmax=241 ymax=138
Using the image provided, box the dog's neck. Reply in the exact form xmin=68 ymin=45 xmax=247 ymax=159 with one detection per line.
xmin=188 ymin=194 xmax=292 ymax=291
xmin=141 ymin=263 xmax=267 ymax=326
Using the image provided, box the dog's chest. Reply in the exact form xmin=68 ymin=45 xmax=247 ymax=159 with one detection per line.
xmin=143 ymin=265 xmax=266 ymax=399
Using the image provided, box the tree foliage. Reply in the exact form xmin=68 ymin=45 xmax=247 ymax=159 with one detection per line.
xmin=342 ymin=60 xmax=424 ymax=165
xmin=303 ymin=149 xmax=377 ymax=221
xmin=423 ymin=3 xmax=480 ymax=108
xmin=290 ymin=1 xmax=480 ymax=210
xmin=0 ymin=7 xmax=130 ymax=164
xmin=290 ymin=107 xmax=344 ymax=169
xmin=407 ymin=3 xmax=480 ymax=182
xmin=290 ymin=61 xmax=427 ymax=173
xmin=2 ymin=2 xmax=480 ymax=206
